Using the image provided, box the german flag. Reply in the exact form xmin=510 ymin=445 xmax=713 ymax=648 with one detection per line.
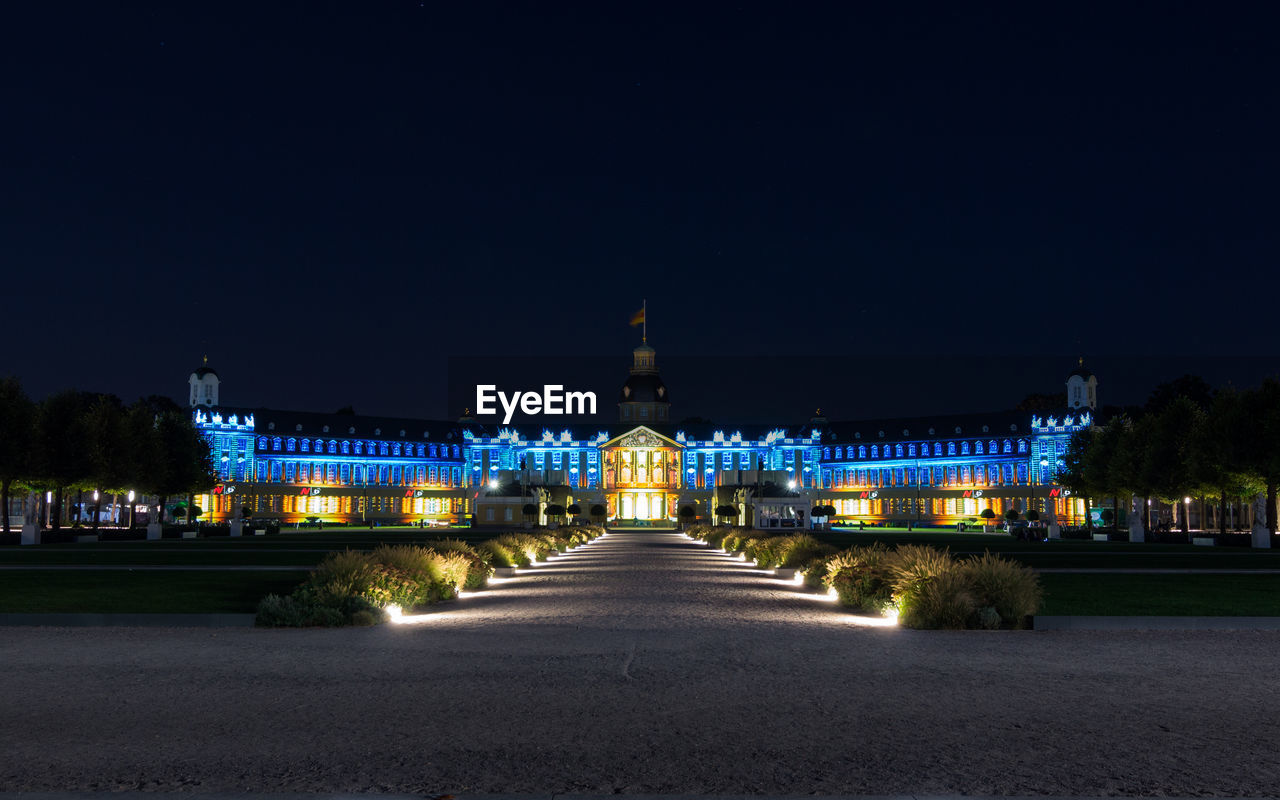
xmin=629 ymin=307 xmax=645 ymax=327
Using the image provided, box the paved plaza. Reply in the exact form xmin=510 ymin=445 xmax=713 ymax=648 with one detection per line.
xmin=3 ymin=531 xmax=1278 ymax=795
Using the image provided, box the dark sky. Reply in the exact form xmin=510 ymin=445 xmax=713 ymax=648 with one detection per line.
xmin=4 ymin=2 xmax=1277 ymax=421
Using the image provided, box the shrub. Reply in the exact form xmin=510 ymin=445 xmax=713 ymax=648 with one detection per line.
xmin=427 ymin=539 xmax=495 ymax=590
xmin=254 ymin=593 xmax=346 ymax=627
xmin=957 ymin=551 xmax=1042 ymax=628
xmin=493 ymin=534 xmax=538 ymax=565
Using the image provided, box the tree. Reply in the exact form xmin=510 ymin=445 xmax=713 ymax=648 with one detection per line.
xmin=679 ymin=505 xmax=695 ymax=524
xmin=1191 ymin=388 xmax=1262 ymax=536
xmin=32 ymin=390 xmax=94 ymax=532
xmin=1140 ymin=397 xmax=1203 ymax=535
xmin=1237 ymin=379 xmax=1280 ymax=541
xmin=145 ymin=409 xmax=216 ymax=528
xmin=1145 ymin=375 xmax=1213 ymax=415
xmin=1004 ymin=508 xmax=1020 ymax=522
xmin=589 ymin=503 xmax=606 ymax=522
xmin=979 ymin=507 xmax=996 ymax=531
xmin=566 ymin=503 xmax=582 ymax=518
xmin=0 ymin=377 xmax=36 ymax=534
xmin=1025 ymin=509 xmax=1041 ymax=522
xmin=83 ymin=395 xmax=129 ymax=532
xmin=522 ymin=503 xmax=537 ymax=523
xmin=544 ymin=503 xmax=566 ymax=524
xmin=714 ymin=504 xmax=737 ymax=524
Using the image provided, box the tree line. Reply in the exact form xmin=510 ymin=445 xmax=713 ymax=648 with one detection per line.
xmin=1058 ymin=375 xmax=1280 ymax=536
xmin=0 ymin=377 xmax=215 ymax=533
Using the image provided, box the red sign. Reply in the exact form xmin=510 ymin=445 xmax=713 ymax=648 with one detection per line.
xmin=300 ymin=487 xmax=322 ymax=496
xmin=1048 ymin=488 xmax=1061 ymax=497
xmin=213 ymin=485 xmax=224 ymax=495
xmin=962 ymin=490 xmax=972 ymax=498
xmin=858 ymin=491 xmax=869 ymax=499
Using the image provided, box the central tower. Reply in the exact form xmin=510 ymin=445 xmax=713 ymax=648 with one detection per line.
xmin=618 ymin=343 xmax=670 ymax=423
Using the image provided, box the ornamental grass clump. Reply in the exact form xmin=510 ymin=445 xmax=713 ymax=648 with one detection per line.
xmin=476 ymin=540 xmax=516 ymax=568
xmin=493 ymin=534 xmax=538 ymax=566
xmin=957 ymin=551 xmax=1042 ymax=628
xmin=827 ymin=543 xmax=896 ymax=612
xmin=428 ymin=539 xmax=495 ymax=590
xmin=889 ymin=544 xmax=969 ymax=629
xmin=748 ymin=536 xmax=789 ymax=568
xmin=779 ymin=534 xmax=837 ymax=569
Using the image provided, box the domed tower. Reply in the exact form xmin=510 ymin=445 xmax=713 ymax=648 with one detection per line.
xmin=188 ymin=357 xmax=220 ymax=408
xmin=618 ymin=343 xmax=670 ymax=423
xmin=1066 ymin=358 xmax=1097 ymax=410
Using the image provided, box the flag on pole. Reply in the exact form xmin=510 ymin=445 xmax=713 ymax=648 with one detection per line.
xmin=629 ymin=307 xmax=645 ymax=327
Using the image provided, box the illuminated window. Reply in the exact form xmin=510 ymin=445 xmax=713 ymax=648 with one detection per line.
xmin=871 ymin=446 xmax=878 ymax=458
xmin=908 ymin=444 xmax=916 ymax=457
xmin=327 ymin=440 xmax=337 ymax=454
xmin=858 ymin=446 xmax=866 ymax=458
xmin=300 ymin=439 xmax=310 ymax=453
xmin=1017 ymin=463 xmax=1028 ymax=483
xmin=380 ymin=443 xmax=389 ymax=456
xmin=989 ymin=440 xmax=997 ymax=453
xmin=287 ymin=438 xmax=296 ymax=453
xmin=341 ymin=441 xmax=350 ymax=454
xmin=257 ymin=437 xmax=269 ymax=450
xmin=327 ymin=464 xmax=337 ymax=482
xmin=1018 ymin=440 xmax=1028 ymax=453
xmin=416 ymin=466 xmax=425 ymax=484
xmin=430 ymin=444 xmax=438 ymax=457
xmin=392 ymin=466 xmax=402 ymax=485
xmin=392 ymin=444 xmax=401 ymax=457
xmin=824 ymin=447 xmax=832 ymax=459
xmin=947 ymin=466 xmax=956 ymax=486
xmin=272 ymin=437 xmax=281 ymax=451
xmin=961 ymin=442 xmax=970 ymax=455
xmin=354 ymin=441 xmax=363 ymax=455
xmin=429 ymin=466 xmax=438 ymax=484
xmin=353 ymin=465 xmax=363 ymax=484
xmin=1003 ymin=439 xmax=1012 ymax=453
xmin=417 ymin=445 xmax=425 ymax=457
xmin=340 ymin=464 xmax=351 ymax=484
xmin=256 ymin=462 xmax=266 ymax=482
xmin=739 ymin=452 xmax=750 ymax=469
xmin=975 ymin=441 xmax=984 ymax=455
xmin=285 ymin=463 xmax=296 ymax=482
xmin=553 ymin=452 xmax=563 ymax=469
xmin=895 ymin=444 xmax=904 ymax=458
xmin=947 ymin=442 xmax=956 ymax=456
xmin=314 ymin=440 xmax=323 ymax=452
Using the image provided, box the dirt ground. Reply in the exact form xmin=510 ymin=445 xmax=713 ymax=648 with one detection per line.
xmin=3 ymin=532 xmax=1277 ymax=796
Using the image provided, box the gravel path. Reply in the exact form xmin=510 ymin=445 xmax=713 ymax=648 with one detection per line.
xmin=3 ymin=531 xmax=1278 ymax=796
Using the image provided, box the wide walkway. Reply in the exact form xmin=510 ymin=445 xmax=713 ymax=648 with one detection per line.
xmin=3 ymin=531 xmax=1278 ymax=796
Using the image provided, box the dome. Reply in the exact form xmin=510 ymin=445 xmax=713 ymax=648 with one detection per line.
xmin=1069 ymin=366 xmax=1094 ymax=379
xmin=619 ymin=373 xmax=669 ymax=404
xmin=193 ymin=365 xmax=219 ymax=379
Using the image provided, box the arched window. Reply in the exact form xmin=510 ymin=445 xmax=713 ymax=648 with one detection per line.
xmin=327 ymin=440 xmax=337 ymax=454
xmin=286 ymin=438 xmax=296 ymax=453
xmin=257 ymin=436 xmax=268 ymax=450
xmin=379 ymin=442 xmax=389 ymax=456
xmin=341 ymin=441 xmax=350 ymax=455
xmin=961 ymin=441 xmax=970 ymax=455
xmin=340 ymin=464 xmax=351 ymax=484
xmin=1003 ymin=439 xmax=1012 ymax=453
xmin=392 ymin=444 xmax=401 ymax=457
xmin=823 ymin=447 xmax=831 ymax=459
xmin=430 ymin=444 xmax=438 ymax=457
xmin=300 ymin=439 xmax=310 ymax=453
xmin=975 ymin=441 xmax=984 ymax=455
xmin=272 ymin=437 xmax=282 ymax=451
xmin=895 ymin=444 xmax=904 ymax=457
xmin=947 ymin=442 xmax=956 ymax=456
xmin=947 ymin=466 xmax=957 ymax=486
xmin=353 ymin=441 xmax=362 ymax=455
xmin=1017 ymin=439 xmax=1028 ymax=453
xmin=858 ymin=446 xmax=867 ymax=458
xmin=452 ymin=445 xmax=460 ymax=457
xmin=353 ymin=465 xmax=364 ymax=484
xmin=908 ymin=444 xmax=916 ymax=457
xmin=933 ymin=443 xmax=942 ymax=456
xmin=417 ymin=445 xmax=425 ymax=457
xmin=988 ymin=440 xmax=997 ymax=453
xmin=871 ymin=445 xmax=879 ymax=458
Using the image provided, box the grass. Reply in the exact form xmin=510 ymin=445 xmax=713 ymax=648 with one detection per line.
xmin=0 ymin=570 xmax=304 ymax=613
xmin=1038 ymin=573 xmax=1280 ymax=616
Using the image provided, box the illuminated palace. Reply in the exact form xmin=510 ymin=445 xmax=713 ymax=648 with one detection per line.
xmin=189 ymin=348 xmax=1097 ymax=528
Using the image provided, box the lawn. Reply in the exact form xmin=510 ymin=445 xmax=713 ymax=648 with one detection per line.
xmin=0 ymin=570 xmax=305 ymax=613
xmin=1038 ymin=573 xmax=1280 ymax=616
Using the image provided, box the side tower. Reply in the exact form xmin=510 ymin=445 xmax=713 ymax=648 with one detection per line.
xmin=618 ymin=343 xmax=670 ymax=423
xmin=1066 ymin=358 xmax=1097 ymax=410
xmin=188 ymin=357 xmax=220 ymax=408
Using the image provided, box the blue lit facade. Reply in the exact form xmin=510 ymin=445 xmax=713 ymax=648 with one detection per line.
xmin=190 ymin=349 xmax=1096 ymax=526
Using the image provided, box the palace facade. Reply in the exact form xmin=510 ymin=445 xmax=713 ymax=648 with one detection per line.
xmin=189 ymin=347 xmax=1098 ymax=528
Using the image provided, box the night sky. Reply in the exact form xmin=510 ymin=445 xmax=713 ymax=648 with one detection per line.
xmin=4 ymin=2 xmax=1278 ymax=423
